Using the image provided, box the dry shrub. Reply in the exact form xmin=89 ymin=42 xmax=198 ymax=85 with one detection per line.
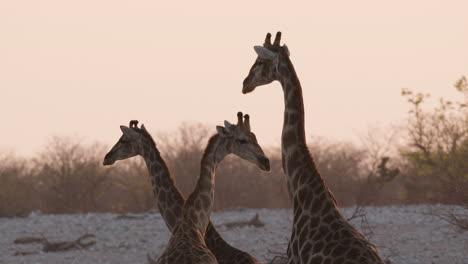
xmin=0 ymin=123 xmax=405 ymax=216
xmin=34 ymin=137 xmax=113 ymax=214
xmin=0 ymin=125 xmax=399 ymax=216
xmin=214 ymin=151 xmax=289 ymax=209
xmin=310 ymin=138 xmax=365 ymax=206
xmin=106 ymin=158 xmax=154 ymax=213
xmin=156 ymin=122 xmax=210 ymax=197
xmin=0 ymin=154 xmax=38 ymax=217
xmin=436 ymin=207 xmax=468 ymax=231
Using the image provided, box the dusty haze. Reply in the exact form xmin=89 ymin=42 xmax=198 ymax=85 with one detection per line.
xmin=1 ymin=1 xmax=467 ymax=155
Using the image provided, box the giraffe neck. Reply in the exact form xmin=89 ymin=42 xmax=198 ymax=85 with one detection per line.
xmin=277 ymin=54 xmax=347 ymax=263
xmin=140 ymin=142 xmax=184 ymax=232
xmin=278 ymin=56 xmax=307 ymax=150
xmin=277 ymin=55 xmax=338 ymax=211
xmin=278 ymin=56 xmax=310 ymax=195
xmin=183 ymin=134 xmax=228 ymax=234
xmin=140 ymin=137 xmax=258 ymax=263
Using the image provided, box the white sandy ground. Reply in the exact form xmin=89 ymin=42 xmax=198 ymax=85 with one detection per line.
xmin=1 ymin=205 xmax=467 ymax=264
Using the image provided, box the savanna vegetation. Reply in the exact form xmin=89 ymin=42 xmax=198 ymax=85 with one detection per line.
xmin=1 ymin=77 xmax=467 ymax=220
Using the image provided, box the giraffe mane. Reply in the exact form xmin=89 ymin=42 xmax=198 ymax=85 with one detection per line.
xmin=201 ymin=134 xmax=220 ymax=166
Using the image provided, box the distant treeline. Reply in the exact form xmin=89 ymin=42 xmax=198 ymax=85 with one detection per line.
xmin=0 ymin=77 xmax=467 ymax=217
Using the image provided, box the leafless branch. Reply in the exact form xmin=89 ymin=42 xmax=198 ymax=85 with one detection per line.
xmin=222 ymin=214 xmax=265 ymax=229
xmin=13 ymin=233 xmax=96 ymax=255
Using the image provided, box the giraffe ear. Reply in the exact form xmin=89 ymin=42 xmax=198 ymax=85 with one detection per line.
xmin=254 ymin=46 xmax=277 ymax=60
xmin=216 ymin=126 xmax=232 ymax=138
xmin=224 ymin=120 xmax=233 ymax=129
xmin=120 ymin=126 xmax=139 ymax=139
xmin=283 ymin=45 xmax=290 ymax=57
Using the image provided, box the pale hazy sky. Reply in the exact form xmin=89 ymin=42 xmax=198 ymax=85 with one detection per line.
xmin=1 ymin=1 xmax=467 ymax=156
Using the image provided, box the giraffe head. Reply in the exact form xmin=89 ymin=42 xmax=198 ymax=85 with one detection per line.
xmin=242 ymin=32 xmax=290 ymax=94
xmin=103 ymin=120 xmax=155 ymax=165
xmin=216 ymin=112 xmax=270 ymax=171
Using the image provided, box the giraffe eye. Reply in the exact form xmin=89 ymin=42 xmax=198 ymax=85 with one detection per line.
xmin=238 ymin=139 xmax=248 ymax=144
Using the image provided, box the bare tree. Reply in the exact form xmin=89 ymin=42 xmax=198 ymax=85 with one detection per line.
xmin=34 ymin=137 xmax=112 ymax=213
xmin=0 ymin=154 xmax=38 ymax=217
xmin=156 ymin=122 xmax=211 ymax=197
xmin=310 ymin=137 xmax=365 ymax=206
xmin=108 ymin=158 xmax=154 ymax=212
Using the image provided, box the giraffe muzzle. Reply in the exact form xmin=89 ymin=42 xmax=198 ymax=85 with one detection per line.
xmin=102 ymin=152 xmax=116 ymax=166
xmin=242 ymin=75 xmax=257 ymax=94
xmin=242 ymin=83 xmax=256 ymax=94
xmin=258 ymin=157 xmax=271 ymax=171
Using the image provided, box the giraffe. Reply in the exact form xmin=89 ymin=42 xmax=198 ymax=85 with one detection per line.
xmin=103 ymin=114 xmax=270 ymax=263
xmin=242 ymin=32 xmax=385 ymax=264
xmin=104 ymin=120 xmax=183 ymax=233
xmin=152 ymin=113 xmax=270 ymax=264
